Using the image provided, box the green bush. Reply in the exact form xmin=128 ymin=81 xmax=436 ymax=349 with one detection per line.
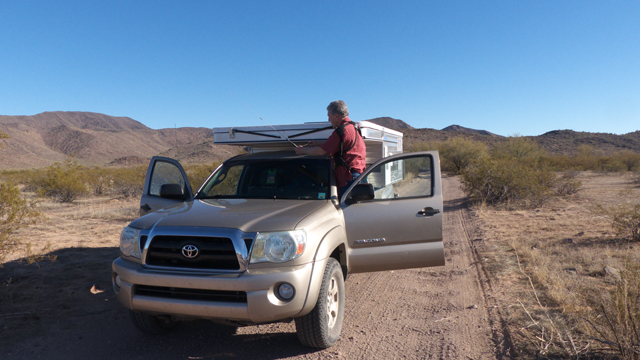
xmin=111 ymin=166 xmax=146 ymax=198
xmin=491 ymin=136 xmax=545 ymax=162
xmin=461 ymin=156 xmax=555 ymax=208
xmin=615 ymin=150 xmax=640 ymax=172
xmin=34 ymin=160 xmax=87 ymax=202
xmin=85 ymin=167 xmax=112 ymax=196
xmin=442 ymin=137 xmax=487 ymax=174
xmin=0 ymin=181 xmax=40 ymax=263
xmin=184 ymin=163 xmax=220 ymax=192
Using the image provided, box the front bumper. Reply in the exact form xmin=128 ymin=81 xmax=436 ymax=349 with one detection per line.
xmin=112 ymin=257 xmax=318 ymax=324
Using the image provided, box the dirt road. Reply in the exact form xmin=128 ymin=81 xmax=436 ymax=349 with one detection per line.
xmin=1 ymin=176 xmax=505 ymax=359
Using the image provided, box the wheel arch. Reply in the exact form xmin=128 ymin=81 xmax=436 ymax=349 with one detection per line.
xmin=297 ymin=226 xmax=348 ymax=317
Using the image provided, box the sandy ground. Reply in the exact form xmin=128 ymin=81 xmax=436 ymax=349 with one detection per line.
xmin=0 ymin=176 xmax=506 ymax=360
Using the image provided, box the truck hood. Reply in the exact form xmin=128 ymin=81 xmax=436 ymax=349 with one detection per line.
xmin=128 ymin=199 xmax=330 ymax=232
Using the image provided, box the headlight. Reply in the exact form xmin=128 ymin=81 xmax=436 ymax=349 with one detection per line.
xmin=250 ymin=230 xmax=306 ymax=264
xmin=120 ymin=226 xmax=141 ymax=259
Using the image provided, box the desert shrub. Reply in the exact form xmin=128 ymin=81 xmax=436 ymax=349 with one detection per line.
xmin=554 ymin=171 xmax=582 ymax=196
xmin=409 ymin=141 xmax=444 ymax=153
xmin=598 ymin=156 xmax=628 ymax=173
xmin=0 ymin=181 xmax=40 ymax=263
xmin=609 ymin=203 xmax=640 ymax=241
xmin=184 ymin=163 xmax=220 ymax=192
xmin=491 ymin=136 xmax=545 ymax=162
xmin=571 ymin=145 xmax=600 ymax=171
xmin=84 ymin=167 xmax=113 ymax=196
xmin=582 ymin=262 xmax=640 ymax=359
xmin=461 ymin=156 xmax=555 ymax=208
xmin=437 ymin=137 xmax=487 ymax=174
xmin=33 ymin=160 xmax=87 ymax=202
xmin=111 ymin=166 xmax=146 ymax=197
xmin=615 ymin=150 xmax=640 ymax=172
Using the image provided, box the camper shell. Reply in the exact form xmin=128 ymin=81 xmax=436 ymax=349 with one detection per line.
xmin=213 ymin=121 xmax=405 ymax=196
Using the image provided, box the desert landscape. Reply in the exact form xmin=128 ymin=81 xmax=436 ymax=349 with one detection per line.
xmin=1 ymin=112 xmax=640 ymax=359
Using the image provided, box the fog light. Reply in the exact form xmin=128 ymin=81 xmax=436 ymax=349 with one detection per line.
xmin=277 ymin=283 xmax=295 ymax=300
xmin=114 ymin=274 xmax=122 ymax=288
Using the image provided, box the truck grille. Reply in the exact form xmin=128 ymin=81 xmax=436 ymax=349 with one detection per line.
xmin=136 ymin=285 xmax=247 ymax=303
xmin=145 ymin=235 xmax=240 ymax=270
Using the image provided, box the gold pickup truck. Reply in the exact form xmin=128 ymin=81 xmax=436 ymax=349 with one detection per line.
xmin=112 ymin=150 xmax=444 ymax=348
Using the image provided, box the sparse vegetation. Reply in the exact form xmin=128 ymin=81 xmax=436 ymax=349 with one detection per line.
xmin=0 ymin=181 xmax=40 ymax=263
xmin=33 ymin=159 xmax=88 ymax=202
xmin=555 ymin=171 xmax=582 ymax=196
xmin=476 ymin=171 xmax=640 ymax=359
xmin=599 ymin=203 xmax=640 ymax=242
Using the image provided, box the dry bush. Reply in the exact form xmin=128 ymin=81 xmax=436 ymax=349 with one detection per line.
xmin=555 ymin=171 xmax=582 ymax=196
xmin=602 ymin=203 xmax=640 ymax=242
xmin=32 ymin=160 xmax=88 ymax=202
xmin=582 ymin=262 xmax=640 ymax=359
xmin=0 ymin=182 xmax=41 ymax=263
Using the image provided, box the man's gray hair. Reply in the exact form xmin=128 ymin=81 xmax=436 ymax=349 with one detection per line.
xmin=327 ymin=100 xmax=349 ymax=117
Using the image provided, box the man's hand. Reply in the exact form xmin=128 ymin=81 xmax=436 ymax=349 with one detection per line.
xmin=295 ymin=146 xmax=327 ymax=156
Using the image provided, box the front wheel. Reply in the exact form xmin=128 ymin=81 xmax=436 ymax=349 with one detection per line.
xmin=295 ymin=258 xmax=345 ymax=348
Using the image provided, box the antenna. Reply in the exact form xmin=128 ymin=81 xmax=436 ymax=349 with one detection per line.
xmin=226 ymin=89 xmax=298 ymax=147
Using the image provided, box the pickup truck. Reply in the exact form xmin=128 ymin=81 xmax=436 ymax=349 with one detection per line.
xmin=112 ymin=150 xmax=444 ymax=348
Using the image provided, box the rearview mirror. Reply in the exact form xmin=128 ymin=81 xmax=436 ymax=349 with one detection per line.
xmin=159 ymin=183 xmax=185 ymax=200
xmin=346 ymin=183 xmax=374 ymax=204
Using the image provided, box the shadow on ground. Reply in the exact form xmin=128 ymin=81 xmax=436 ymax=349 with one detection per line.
xmin=0 ymin=247 xmax=318 ymax=360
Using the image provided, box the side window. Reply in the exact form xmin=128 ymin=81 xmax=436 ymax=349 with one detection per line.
xmin=149 ymin=161 xmax=186 ymax=196
xmin=356 ymin=154 xmax=433 ymax=200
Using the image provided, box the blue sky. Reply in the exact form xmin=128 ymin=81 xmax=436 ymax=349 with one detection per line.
xmin=1 ymin=1 xmax=638 ymax=136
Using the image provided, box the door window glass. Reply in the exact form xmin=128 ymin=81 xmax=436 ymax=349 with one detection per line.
xmin=149 ymin=161 xmax=186 ymax=196
xmin=356 ymin=154 xmax=433 ymax=200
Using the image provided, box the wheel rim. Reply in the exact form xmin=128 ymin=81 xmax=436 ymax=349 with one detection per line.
xmin=326 ymin=275 xmax=339 ymax=329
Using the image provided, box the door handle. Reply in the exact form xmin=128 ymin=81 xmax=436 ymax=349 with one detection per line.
xmin=140 ymin=204 xmax=151 ymax=212
xmin=417 ymin=207 xmax=440 ymax=216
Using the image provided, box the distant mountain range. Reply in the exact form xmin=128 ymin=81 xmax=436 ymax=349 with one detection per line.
xmin=0 ymin=112 xmax=638 ymax=169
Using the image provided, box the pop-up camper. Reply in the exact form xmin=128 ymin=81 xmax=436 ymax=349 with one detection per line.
xmin=213 ymin=121 xmax=404 ymax=195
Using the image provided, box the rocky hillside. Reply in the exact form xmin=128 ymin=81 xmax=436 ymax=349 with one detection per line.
xmin=0 ymin=111 xmax=638 ymax=169
xmin=0 ymin=112 xmax=239 ymax=169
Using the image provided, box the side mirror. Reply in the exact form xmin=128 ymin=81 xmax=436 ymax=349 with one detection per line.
xmin=159 ymin=183 xmax=185 ymax=200
xmin=346 ymin=183 xmax=374 ymax=204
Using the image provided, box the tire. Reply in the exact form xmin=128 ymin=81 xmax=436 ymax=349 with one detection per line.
xmin=295 ymin=258 xmax=345 ymax=348
xmin=130 ymin=311 xmax=180 ymax=335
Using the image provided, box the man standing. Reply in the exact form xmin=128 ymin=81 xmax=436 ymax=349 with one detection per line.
xmin=295 ymin=100 xmax=366 ymax=192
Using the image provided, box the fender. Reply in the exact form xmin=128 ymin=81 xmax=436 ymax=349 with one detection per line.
xmin=296 ymin=225 xmax=348 ymax=316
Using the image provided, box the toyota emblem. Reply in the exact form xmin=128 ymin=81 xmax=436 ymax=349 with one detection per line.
xmin=181 ymin=245 xmax=199 ymax=259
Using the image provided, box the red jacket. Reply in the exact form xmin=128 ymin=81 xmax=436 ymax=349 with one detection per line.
xmin=321 ymin=117 xmax=367 ymax=188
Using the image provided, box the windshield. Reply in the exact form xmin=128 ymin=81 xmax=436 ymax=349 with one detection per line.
xmin=196 ymin=158 xmax=331 ymax=200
